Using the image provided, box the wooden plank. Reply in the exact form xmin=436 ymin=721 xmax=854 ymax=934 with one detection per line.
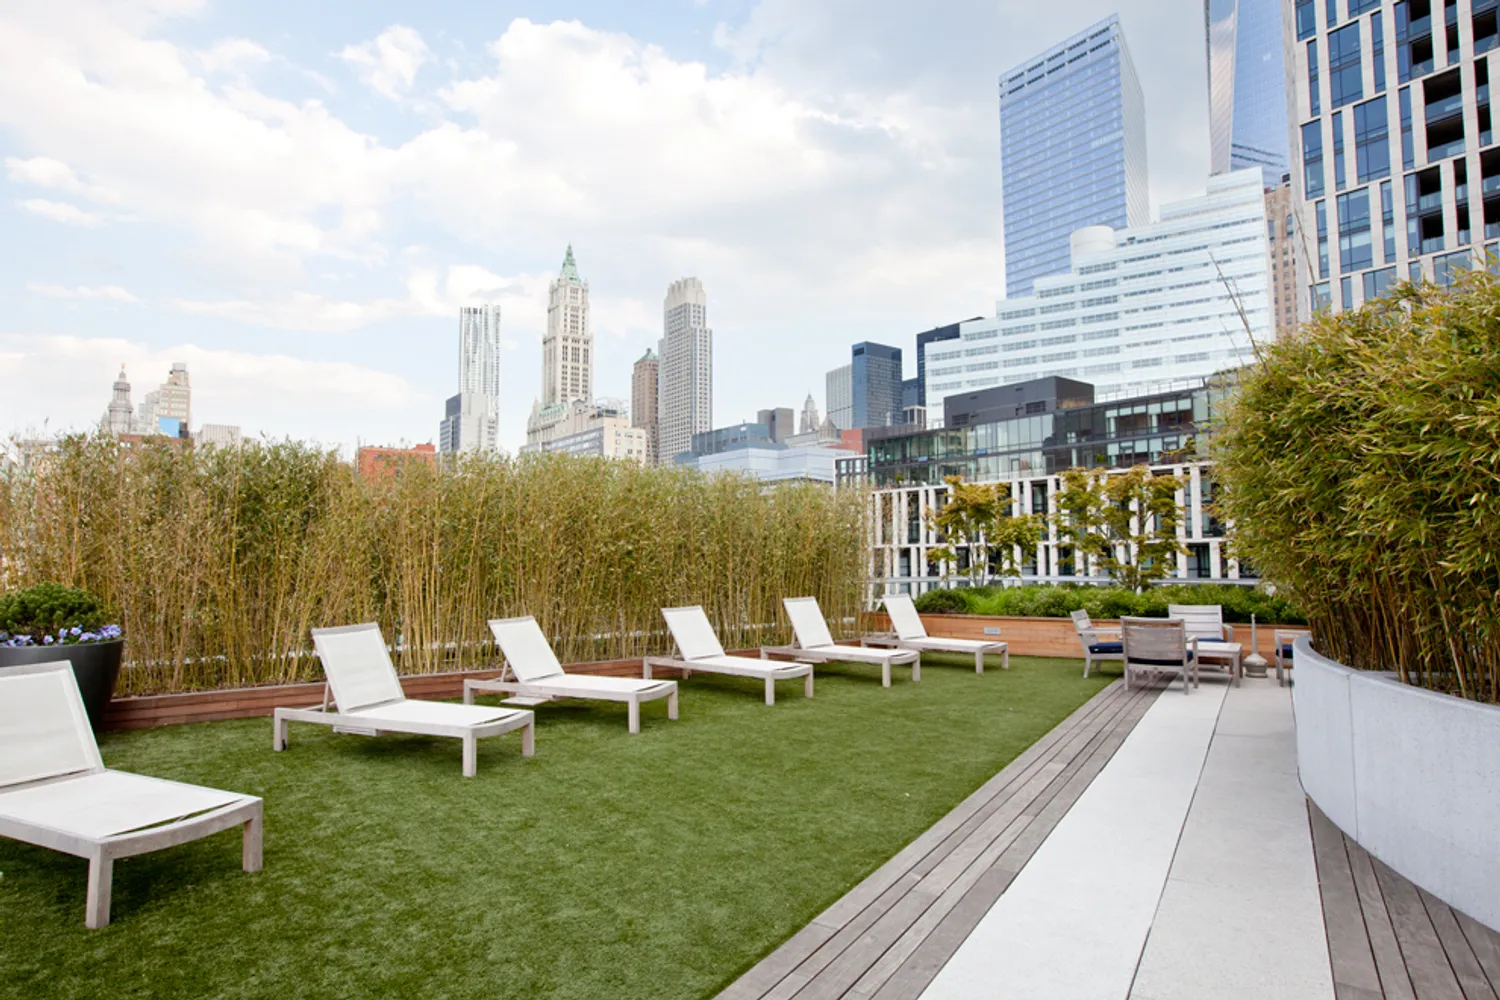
xmin=1372 ymin=855 xmax=1466 ymax=1000
xmin=1418 ymin=888 xmax=1499 ymax=1000
xmin=715 ymin=922 xmax=839 ymax=1000
xmin=1343 ymin=835 xmax=1417 ymax=1000
xmin=1309 ymin=805 xmax=1389 ymax=999
xmin=1453 ymin=911 xmax=1500 ymax=992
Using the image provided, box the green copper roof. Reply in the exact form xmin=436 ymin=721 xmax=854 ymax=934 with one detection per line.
xmin=638 ymin=348 xmax=657 ymax=361
xmin=559 ymin=244 xmax=580 ymax=281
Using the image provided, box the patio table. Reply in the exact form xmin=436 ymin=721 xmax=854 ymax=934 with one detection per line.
xmin=1192 ymin=639 xmax=1242 ymax=687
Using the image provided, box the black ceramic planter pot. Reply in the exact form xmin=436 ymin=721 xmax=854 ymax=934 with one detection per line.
xmin=0 ymin=639 xmax=124 ymax=731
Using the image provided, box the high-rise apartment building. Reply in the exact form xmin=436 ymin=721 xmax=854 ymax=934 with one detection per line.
xmin=1000 ymin=15 xmax=1149 ymax=298
xmin=542 ymin=245 xmax=592 ymax=406
xmin=631 ymin=349 xmax=660 ymax=465
xmin=825 ymin=364 xmax=852 ymax=429
xmin=133 ymin=362 xmax=191 ymax=437
xmin=927 ymin=170 xmax=1272 ymax=407
xmin=1287 ymin=0 xmax=1500 ymax=316
xmin=1265 ymin=181 xmax=1300 ymax=337
xmin=657 ymin=277 xmax=712 ymax=463
xmin=458 ymin=304 xmax=501 ymax=452
xmin=1207 ymin=0 xmax=1291 ymax=183
xmin=850 ymin=342 xmax=904 ymax=429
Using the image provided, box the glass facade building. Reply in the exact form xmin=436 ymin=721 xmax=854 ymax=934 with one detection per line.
xmin=1207 ymin=0 xmax=1292 ymax=184
xmin=1000 ymin=15 xmax=1150 ymax=299
xmin=1289 ymin=0 xmax=1500 ymax=315
xmin=850 ymin=342 xmax=904 ymax=430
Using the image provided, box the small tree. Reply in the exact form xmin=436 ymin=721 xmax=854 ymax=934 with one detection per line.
xmin=1053 ymin=466 xmax=1186 ymax=592
xmin=925 ymin=475 xmax=1043 ymax=587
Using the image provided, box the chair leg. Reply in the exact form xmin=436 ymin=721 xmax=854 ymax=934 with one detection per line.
xmin=243 ymin=809 xmax=264 ymax=873
xmin=85 ymin=854 xmax=113 ymax=929
xmin=804 ymin=672 xmax=814 ymax=698
xmin=628 ymin=699 xmax=640 ymax=734
xmin=911 ymin=658 xmax=920 ymax=683
xmin=764 ymin=677 xmax=775 ymax=706
xmin=1083 ymin=655 xmax=1092 ymax=679
xmin=1002 ymin=648 xmax=1010 ymax=671
xmin=642 ymin=658 xmax=652 ymax=680
xmin=462 ymin=734 xmax=477 ymax=777
xmin=272 ymin=711 xmax=288 ymax=751
xmin=975 ymin=650 xmax=984 ymax=674
xmin=882 ymin=662 xmax=891 ymax=688
xmin=520 ymin=718 xmax=535 ymax=757
xmin=667 ymin=689 xmax=679 ymax=720
xmin=462 ymin=682 xmax=474 ymax=705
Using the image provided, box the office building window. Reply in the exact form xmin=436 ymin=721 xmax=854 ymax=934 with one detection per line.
xmin=1316 ymin=199 xmax=1330 ymax=278
xmin=1381 ymin=179 xmax=1396 ymax=261
xmin=1334 ymin=110 xmax=1347 ymax=190
xmin=1363 ymin=266 xmax=1398 ymax=299
xmin=1341 ymin=275 xmax=1355 ymax=309
xmin=1303 ymin=120 xmax=1326 ymax=197
xmin=1313 ymin=281 xmax=1333 ymax=311
xmin=1399 ymin=86 xmax=1415 ymax=168
xmin=1330 ymin=23 xmax=1364 ymax=107
xmin=1327 ymin=0 xmax=1340 ymax=27
xmin=1372 ymin=11 xmax=1386 ymax=93
xmin=1353 ymin=96 xmax=1390 ymax=182
xmin=1350 ymin=0 xmax=1378 ymax=15
xmin=1338 ymin=188 xmax=1374 ymax=271
xmin=1297 ymin=0 xmax=1317 ymax=38
xmin=1309 ymin=40 xmax=1322 ymax=117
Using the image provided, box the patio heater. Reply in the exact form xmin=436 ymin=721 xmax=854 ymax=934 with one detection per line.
xmin=1243 ymin=613 xmax=1269 ymax=678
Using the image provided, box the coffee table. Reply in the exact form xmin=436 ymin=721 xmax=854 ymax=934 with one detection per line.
xmin=1192 ymin=639 xmax=1243 ymax=687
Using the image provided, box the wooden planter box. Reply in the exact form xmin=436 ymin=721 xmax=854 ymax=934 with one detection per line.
xmin=857 ymin=612 xmax=1308 ymax=662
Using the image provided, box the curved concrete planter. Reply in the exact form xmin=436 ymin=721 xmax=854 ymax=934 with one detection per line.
xmin=1293 ymin=636 xmax=1500 ymax=931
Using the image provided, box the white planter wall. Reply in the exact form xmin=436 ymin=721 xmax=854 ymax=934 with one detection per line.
xmin=1294 ymin=636 xmax=1500 ymax=931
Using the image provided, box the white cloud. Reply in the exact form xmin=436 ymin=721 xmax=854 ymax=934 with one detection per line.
xmin=196 ymin=38 xmax=271 ymax=75
xmin=17 ymin=198 xmax=104 ymax=227
xmin=26 ymin=282 xmax=139 ymax=302
xmin=336 ymin=25 xmax=431 ymax=100
xmin=0 ymin=334 xmax=429 ymax=445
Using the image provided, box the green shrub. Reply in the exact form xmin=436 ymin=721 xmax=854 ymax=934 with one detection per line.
xmin=1216 ymin=272 xmax=1500 ymax=702
xmin=918 ymin=583 xmax=1303 ymax=624
xmin=0 ymin=582 xmax=119 ymax=647
xmin=913 ymin=588 xmax=972 ymax=615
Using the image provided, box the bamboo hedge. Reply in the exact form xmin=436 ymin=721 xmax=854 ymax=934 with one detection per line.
xmin=1215 ymin=270 xmax=1500 ymax=703
xmin=0 ymin=436 xmax=868 ymax=695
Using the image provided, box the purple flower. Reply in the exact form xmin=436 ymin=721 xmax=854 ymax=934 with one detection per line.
xmin=43 ymin=635 xmax=54 ymax=645
xmin=70 ymin=627 xmax=81 ymax=637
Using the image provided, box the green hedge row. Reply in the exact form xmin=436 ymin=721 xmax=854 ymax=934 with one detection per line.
xmin=910 ymin=584 xmax=1306 ymax=625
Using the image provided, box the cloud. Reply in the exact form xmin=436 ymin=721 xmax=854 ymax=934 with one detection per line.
xmin=196 ymin=38 xmax=272 ymax=75
xmin=17 ymin=198 xmax=104 ymax=227
xmin=26 ymin=282 xmax=139 ymax=302
xmin=0 ymin=333 xmax=429 ymax=445
xmin=336 ymin=25 xmax=431 ymax=100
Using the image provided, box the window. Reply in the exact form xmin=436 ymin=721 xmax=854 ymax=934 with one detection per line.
xmin=1341 ymin=275 xmax=1355 ymax=309
xmin=1303 ymin=120 xmax=1326 ymax=197
xmin=1363 ymin=266 xmax=1398 ymax=299
xmin=1297 ymin=0 xmax=1317 ymax=39
xmin=1313 ymin=281 xmax=1332 ymax=310
xmin=1308 ymin=40 xmax=1322 ymax=117
xmin=1334 ymin=110 xmax=1347 ymax=190
xmin=1372 ymin=11 xmax=1386 ymax=93
xmin=1399 ymin=86 xmax=1415 ymax=168
xmin=1381 ymin=179 xmax=1396 ymax=261
xmin=1330 ymin=23 xmax=1364 ymax=107
xmin=1354 ymin=96 xmax=1390 ymax=181
xmin=1316 ymin=199 xmax=1330 ymax=278
xmin=1338 ymin=188 xmax=1374 ymax=271
xmin=1327 ymin=0 xmax=1340 ymax=27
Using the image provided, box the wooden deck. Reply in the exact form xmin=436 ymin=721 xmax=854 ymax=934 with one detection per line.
xmin=1311 ymin=804 xmax=1500 ymax=1000
xmin=715 ymin=678 xmax=1160 ymax=1000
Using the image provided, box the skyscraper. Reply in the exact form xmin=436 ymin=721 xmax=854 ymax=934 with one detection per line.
xmin=850 ymin=342 xmax=903 ymax=429
xmin=914 ymin=320 xmax=982 ymax=408
xmin=133 ymin=362 xmax=191 ymax=437
xmin=1205 ymin=0 xmax=1290 ymax=185
xmin=1287 ymin=0 xmax=1490 ymax=316
xmin=999 ymin=15 xmax=1149 ymax=298
xmin=657 ymin=277 xmax=712 ymax=463
xmin=458 ymin=304 xmax=501 ymax=452
xmin=800 ymin=394 xmax=820 ymax=434
xmin=631 ymin=349 xmax=660 ymax=465
xmin=542 ymin=245 xmax=592 ymax=407
xmin=825 ymin=364 xmax=852 ymax=430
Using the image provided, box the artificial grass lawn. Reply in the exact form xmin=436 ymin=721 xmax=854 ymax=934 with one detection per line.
xmin=0 ymin=655 xmax=1111 ymax=1000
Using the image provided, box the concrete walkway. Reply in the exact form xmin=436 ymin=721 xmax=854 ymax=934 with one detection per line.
xmin=918 ymin=677 xmax=1333 ymax=1000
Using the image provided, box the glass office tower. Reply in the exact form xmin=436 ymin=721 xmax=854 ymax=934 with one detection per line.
xmin=1207 ymin=0 xmax=1291 ymax=184
xmin=999 ymin=15 xmax=1149 ymax=299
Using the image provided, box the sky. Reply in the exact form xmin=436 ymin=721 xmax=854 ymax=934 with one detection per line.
xmin=0 ymin=0 xmax=1213 ymax=453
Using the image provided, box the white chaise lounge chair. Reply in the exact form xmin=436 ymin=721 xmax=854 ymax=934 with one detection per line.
xmin=274 ymin=622 xmax=535 ymax=777
xmin=0 ymin=662 xmax=262 ymax=928
xmin=643 ymin=605 xmax=814 ymax=705
xmin=762 ymin=596 xmax=920 ymax=688
xmin=465 ymin=617 xmax=679 ymax=734
xmin=865 ymin=594 xmax=1009 ymax=673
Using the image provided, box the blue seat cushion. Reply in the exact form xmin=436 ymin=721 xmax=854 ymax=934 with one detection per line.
xmin=1088 ymin=642 xmax=1124 ymax=654
xmin=1280 ymin=644 xmax=1294 ymax=658
xmin=1130 ymin=652 xmax=1194 ymax=666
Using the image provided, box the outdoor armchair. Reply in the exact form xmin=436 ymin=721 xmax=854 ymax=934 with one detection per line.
xmin=468 ymin=617 xmax=678 ymax=733
xmin=274 ymin=622 xmax=535 ymax=777
xmin=866 ymin=593 xmax=1008 ymax=673
xmin=1273 ymin=630 xmax=1298 ymax=686
xmin=762 ymin=596 xmax=920 ymax=688
xmin=0 ymin=662 xmax=262 ymax=928
xmin=1120 ymin=616 xmax=1194 ymax=693
xmin=1168 ymin=604 xmax=1239 ymax=686
xmin=1071 ymin=609 xmax=1123 ymax=678
xmin=645 ymin=606 xmax=813 ymax=705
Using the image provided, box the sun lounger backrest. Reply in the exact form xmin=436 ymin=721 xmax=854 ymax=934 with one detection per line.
xmin=488 ymin=617 xmax=568 ymax=682
xmin=661 ymin=606 xmax=726 ymax=660
xmin=0 ymin=661 xmax=103 ymax=789
xmin=784 ymin=597 xmax=836 ymax=649
xmin=882 ymin=594 xmax=929 ymax=641
xmin=311 ymin=623 xmax=406 ymax=713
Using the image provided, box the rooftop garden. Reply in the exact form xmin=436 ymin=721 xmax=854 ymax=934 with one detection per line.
xmin=0 ymin=654 xmax=1108 ymax=1000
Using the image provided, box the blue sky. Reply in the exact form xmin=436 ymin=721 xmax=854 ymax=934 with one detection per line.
xmin=0 ymin=0 xmax=1211 ymax=452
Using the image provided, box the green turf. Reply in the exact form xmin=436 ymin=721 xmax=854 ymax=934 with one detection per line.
xmin=0 ymin=655 xmax=1112 ymax=1000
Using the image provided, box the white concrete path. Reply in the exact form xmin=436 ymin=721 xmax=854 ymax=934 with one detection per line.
xmin=917 ymin=678 xmax=1333 ymax=1000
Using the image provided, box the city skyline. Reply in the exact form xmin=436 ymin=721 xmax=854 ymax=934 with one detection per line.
xmin=1 ymin=1 xmax=1225 ymax=452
